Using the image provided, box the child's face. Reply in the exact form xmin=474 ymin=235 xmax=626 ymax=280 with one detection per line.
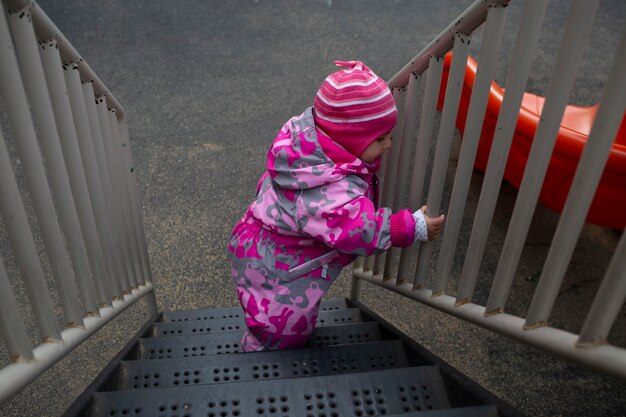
xmin=359 ymin=132 xmax=392 ymax=163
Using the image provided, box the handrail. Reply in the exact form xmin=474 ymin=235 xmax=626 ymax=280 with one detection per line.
xmin=0 ymin=0 xmax=156 ymax=404
xmin=352 ymin=0 xmax=626 ymax=380
xmin=388 ymin=0 xmax=510 ymax=88
xmin=5 ymin=0 xmax=125 ymax=121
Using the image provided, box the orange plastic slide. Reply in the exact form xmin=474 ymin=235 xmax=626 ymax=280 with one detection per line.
xmin=438 ymin=53 xmax=626 ymax=230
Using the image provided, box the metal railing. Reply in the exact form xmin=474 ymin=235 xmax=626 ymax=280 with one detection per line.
xmin=0 ymin=0 xmax=156 ymax=403
xmin=351 ymin=0 xmax=626 ymax=380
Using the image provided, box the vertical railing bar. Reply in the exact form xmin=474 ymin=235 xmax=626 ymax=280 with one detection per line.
xmin=114 ymin=114 xmax=149 ymax=286
xmin=457 ymin=0 xmax=548 ymax=304
xmin=485 ymin=0 xmax=600 ymax=314
xmin=578 ymin=227 xmax=626 ymax=345
xmin=374 ymin=87 xmax=406 ymax=277
xmin=81 ymin=82 xmax=125 ymax=299
xmin=39 ymin=38 xmax=100 ymax=315
xmin=350 ymin=257 xmax=364 ymax=302
xmin=108 ymin=109 xmax=143 ymax=287
xmin=414 ymin=32 xmax=472 ymax=289
xmin=386 ymin=72 xmax=421 ymax=284
xmin=0 ymin=129 xmax=61 ymax=342
xmin=0 ymin=257 xmax=34 ymax=361
xmin=399 ymin=57 xmax=445 ymax=286
xmin=525 ymin=25 xmax=626 ymax=328
xmin=2 ymin=7 xmax=84 ymax=328
xmin=117 ymin=123 xmax=154 ymax=284
xmin=95 ymin=98 xmax=134 ymax=293
xmin=432 ymin=5 xmax=508 ymax=296
xmin=353 ymin=257 xmax=365 ymax=271
xmin=63 ymin=65 xmax=113 ymax=306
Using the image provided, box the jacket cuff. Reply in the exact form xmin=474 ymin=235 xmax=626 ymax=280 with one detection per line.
xmin=390 ymin=210 xmax=416 ymax=248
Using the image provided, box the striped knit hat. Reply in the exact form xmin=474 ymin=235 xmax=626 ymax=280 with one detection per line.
xmin=313 ymin=60 xmax=397 ymax=158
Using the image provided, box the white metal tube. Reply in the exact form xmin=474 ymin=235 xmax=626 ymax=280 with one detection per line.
xmin=398 ymin=58 xmax=445 ymax=285
xmin=374 ymin=87 xmax=406 ymax=277
xmin=118 ymin=123 xmax=153 ymax=284
xmin=433 ymin=5 xmax=507 ymax=296
xmin=0 ymin=257 xmax=33 ymax=361
xmin=486 ymin=0 xmax=600 ymax=314
xmin=96 ymin=98 xmax=135 ymax=292
xmin=1 ymin=6 xmax=82 ymax=328
xmin=110 ymin=112 xmax=146 ymax=286
xmin=578 ymin=229 xmax=626 ymax=345
xmin=0 ymin=282 xmax=156 ymax=404
xmin=414 ymin=32 xmax=471 ymax=289
xmin=0 ymin=129 xmax=60 ymax=342
xmin=82 ymin=83 xmax=126 ymax=298
xmin=40 ymin=40 xmax=104 ymax=315
xmin=353 ymin=257 xmax=364 ymax=271
xmin=10 ymin=12 xmax=97 ymax=320
xmin=354 ymin=269 xmax=626 ymax=381
xmin=63 ymin=65 xmax=113 ymax=306
xmin=525 ymin=25 xmax=626 ymax=328
xmin=349 ymin=271 xmax=362 ymax=302
xmin=457 ymin=0 xmax=548 ymax=304
xmin=388 ymin=0 xmax=510 ymax=88
xmin=385 ymin=75 xmax=421 ymax=282
xmin=0 ymin=128 xmax=61 ymax=340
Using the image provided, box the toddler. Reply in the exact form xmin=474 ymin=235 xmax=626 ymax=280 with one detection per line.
xmin=227 ymin=61 xmax=445 ymax=352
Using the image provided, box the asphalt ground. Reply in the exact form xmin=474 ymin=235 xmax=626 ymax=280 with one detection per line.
xmin=1 ymin=0 xmax=625 ymax=416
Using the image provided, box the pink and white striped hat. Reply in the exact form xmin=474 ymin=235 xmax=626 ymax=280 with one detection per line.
xmin=313 ymin=60 xmax=397 ymax=158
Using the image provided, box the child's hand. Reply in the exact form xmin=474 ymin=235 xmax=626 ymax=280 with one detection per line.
xmin=420 ymin=205 xmax=445 ymax=240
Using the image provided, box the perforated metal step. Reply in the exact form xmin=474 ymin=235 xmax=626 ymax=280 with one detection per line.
xmin=386 ymin=405 xmax=500 ymax=417
xmin=108 ymin=340 xmax=409 ymax=391
xmin=133 ymin=322 xmax=383 ymax=360
xmin=88 ymin=366 xmax=449 ymax=417
xmin=160 ymin=298 xmax=349 ymax=322
xmin=150 ymin=308 xmax=363 ymax=337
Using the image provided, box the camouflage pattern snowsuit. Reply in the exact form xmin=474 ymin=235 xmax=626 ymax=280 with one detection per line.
xmin=227 ymin=108 xmax=416 ymax=351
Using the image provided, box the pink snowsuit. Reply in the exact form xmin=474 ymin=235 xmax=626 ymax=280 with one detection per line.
xmin=227 ymin=107 xmax=416 ymax=351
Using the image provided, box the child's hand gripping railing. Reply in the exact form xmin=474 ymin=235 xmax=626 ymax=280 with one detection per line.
xmin=351 ymin=0 xmax=626 ymax=380
xmin=0 ymin=0 xmax=156 ymax=404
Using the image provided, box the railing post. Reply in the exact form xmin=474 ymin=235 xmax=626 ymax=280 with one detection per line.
xmin=39 ymin=38 xmax=102 ymax=316
xmin=0 ymin=128 xmax=61 ymax=342
xmin=432 ymin=4 xmax=508 ymax=296
xmin=1 ymin=5 xmax=82 ymax=330
xmin=485 ymin=0 xmax=600 ymax=316
xmin=108 ymin=111 xmax=146 ymax=286
xmin=374 ymin=87 xmax=406 ymax=278
xmin=64 ymin=64 xmax=115 ymax=306
xmin=525 ymin=23 xmax=626 ymax=328
xmin=456 ymin=0 xmax=548 ymax=304
xmin=386 ymin=72 xmax=421 ymax=284
xmin=82 ymin=82 xmax=127 ymax=299
xmin=398 ymin=56 xmax=445 ymax=287
xmin=118 ymin=122 xmax=154 ymax=284
xmin=96 ymin=97 xmax=135 ymax=292
xmin=414 ymin=32 xmax=471 ymax=289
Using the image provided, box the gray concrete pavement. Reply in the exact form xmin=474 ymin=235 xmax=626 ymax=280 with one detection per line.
xmin=1 ymin=0 xmax=625 ymax=416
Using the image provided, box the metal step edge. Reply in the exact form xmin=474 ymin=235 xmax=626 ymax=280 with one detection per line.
xmin=160 ymin=298 xmax=349 ymax=322
xmin=150 ymin=307 xmax=363 ymax=337
xmin=88 ymin=366 xmax=450 ymax=417
xmin=134 ymin=321 xmax=384 ymax=360
xmin=108 ymin=339 xmax=410 ymax=391
xmin=352 ymin=300 xmax=526 ymax=417
xmin=385 ymin=404 xmax=500 ymax=417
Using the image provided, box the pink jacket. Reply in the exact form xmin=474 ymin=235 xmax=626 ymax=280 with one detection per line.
xmin=228 ymin=108 xmax=415 ymax=282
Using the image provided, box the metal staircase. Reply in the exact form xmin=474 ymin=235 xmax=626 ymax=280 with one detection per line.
xmin=63 ymin=299 xmax=522 ymax=417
